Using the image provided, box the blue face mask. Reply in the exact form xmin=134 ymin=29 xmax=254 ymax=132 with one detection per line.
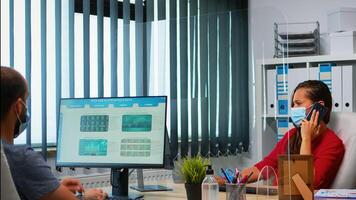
xmin=290 ymin=104 xmax=313 ymax=127
xmin=14 ymin=101 xmax=30 ymax=138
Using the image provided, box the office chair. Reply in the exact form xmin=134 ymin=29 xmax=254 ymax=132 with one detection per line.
xmin=1 ymin=142 xmax=20 ymax=200
xmin=328 ymin=112 xmax=356 ymax=189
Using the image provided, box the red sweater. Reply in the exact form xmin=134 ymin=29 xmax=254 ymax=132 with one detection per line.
xmin=255 ymin=128 xmax=345 ymax=189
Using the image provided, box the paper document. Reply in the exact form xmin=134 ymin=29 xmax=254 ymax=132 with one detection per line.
xmin=315 ymin=189 xmax=356 ymax=199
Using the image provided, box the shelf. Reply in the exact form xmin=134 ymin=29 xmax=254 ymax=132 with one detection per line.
xmin=261 ymin=110 xmax=346 ymax=119
xmin=261 ymin=114 xmax=290 ymax=118
xmin=278 ymin=31 xmax=316 ymax=40
xmin=275 ymin=48 xmax=318 ymax=58
xmin=257 ymin=54 xmax=356 ymax=66
xmin=277 ymin=46 xmax=317 ymax=52
xmin=277 ymin=39 xmax=316 ymax=47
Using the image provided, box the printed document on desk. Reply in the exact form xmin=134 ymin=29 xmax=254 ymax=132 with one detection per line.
xmin=315 ymin=189 xmax=356 ymax=199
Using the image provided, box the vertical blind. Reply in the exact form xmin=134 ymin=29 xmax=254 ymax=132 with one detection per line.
xmin=0 ymin=0 xmax=248 ymax=160
xmin=169 ymin=0 xmax=249 ymax=158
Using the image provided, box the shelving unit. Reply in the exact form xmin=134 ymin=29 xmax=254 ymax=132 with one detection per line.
xmin=254 ymin=54 xmax=356 ymax=160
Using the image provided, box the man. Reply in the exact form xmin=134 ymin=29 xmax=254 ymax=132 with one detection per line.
xmin=0 ymin=66 xmax=107 ymax=200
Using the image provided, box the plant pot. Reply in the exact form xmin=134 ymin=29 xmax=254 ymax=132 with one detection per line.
xmin=185 ymin=183 xmax=202 ymax=200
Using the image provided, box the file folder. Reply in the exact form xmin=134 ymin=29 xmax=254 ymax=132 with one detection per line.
xmin=276 ymin=65 xmax=289 ymax=115
xmin=319 ymin=63 xmax=343 ymax=112
xmin=288 ymin=68 xmax=308 ymax=113
xmin=342 ymin=65 xmax=355 ymax=112
xmin=267 ymin=69 xmax=276 ymax=115
xmin=276 ymin=118 xmax=292 ymax=141
xmin=319 ymin=63 xmax=341 ymax=112
xmin=309 ymin=67 xmax=319 ymax=80
xmin=331 ymin=66 xmax=342 ymax=112
xmin=318 ymin=63 xmax=334 ymax=92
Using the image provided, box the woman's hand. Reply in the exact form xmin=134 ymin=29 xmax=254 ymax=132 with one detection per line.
xmin=214 ymin=175 xmax=226 ymax=186
xmin=300 ymin=110 xmax=320 ymax=141
xmin=61 ymin=178 xmax=84 ymax=193
xmin=300 ymin=110 xmax=321 ymax=155
xmin=83 ymin=188 xmax=108 ymax=200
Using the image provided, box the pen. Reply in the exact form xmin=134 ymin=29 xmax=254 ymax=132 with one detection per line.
xmin=232 ymin=168 xmax=239 ymax=184
xmin=232 ymin=171 xmax=239 ymax=184
xmin=240 ymin=171 xmax=253 ymax=184
xmin=221 ymin=168 xmax=232 ymax=183
xmin=235 ymin=168 xmax=239 ymax=175
xmin=246 ymin=171 xmax=254 ymax=183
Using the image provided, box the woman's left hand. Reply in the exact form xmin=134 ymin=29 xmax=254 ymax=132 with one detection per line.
xmin=300 ymin=110 xmax=320 ymax=141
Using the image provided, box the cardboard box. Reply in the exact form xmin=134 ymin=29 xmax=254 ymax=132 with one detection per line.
xmin=328 ymin=7 xmax=356 ymax=33
xmin=330 ymin=31 xmax=356 ymax=55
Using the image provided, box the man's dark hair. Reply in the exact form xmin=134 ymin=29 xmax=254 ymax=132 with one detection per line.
xmin=0 ymin=66 xmax=27 ymax=121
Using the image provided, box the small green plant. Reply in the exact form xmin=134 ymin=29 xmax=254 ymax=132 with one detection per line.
xmin=180 ymin=156 xmax=209 ymax=184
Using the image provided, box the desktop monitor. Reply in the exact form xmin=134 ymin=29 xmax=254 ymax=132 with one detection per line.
xmin=56 ymin=96 xmax=167 ymax=199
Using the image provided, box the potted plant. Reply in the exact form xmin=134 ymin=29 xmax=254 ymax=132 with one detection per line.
xmin=180 ymin=156 xmax=209 ymax=200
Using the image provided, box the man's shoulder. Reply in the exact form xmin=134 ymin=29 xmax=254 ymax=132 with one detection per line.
xmin=2 ymin=142 xmax=61 ymax=200
xmin=3 ymin=143 xmax=45 ymax=166
xmin=3 ymin=142 xmax=34 ymax=156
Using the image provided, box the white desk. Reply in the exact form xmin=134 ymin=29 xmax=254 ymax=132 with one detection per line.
xmin=102 ymin=182 xmax=278 ymax=200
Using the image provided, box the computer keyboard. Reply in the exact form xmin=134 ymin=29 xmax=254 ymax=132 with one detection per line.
xmin=108 ymin=196 xmax=144 ymax=200
xmin=108 ymin=197 xmax=122 ymax=200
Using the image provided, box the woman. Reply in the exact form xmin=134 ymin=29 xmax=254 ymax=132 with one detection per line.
xmin=241 ymin=80 xmax=345 ymax=189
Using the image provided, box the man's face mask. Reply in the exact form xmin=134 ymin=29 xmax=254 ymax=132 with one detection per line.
xmin=290 ymin=104 xmax=313 ymax=127
xmin=14 ymin=100 xmax=30 ymax=138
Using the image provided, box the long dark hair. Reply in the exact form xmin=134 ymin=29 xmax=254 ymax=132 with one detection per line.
xmin=288 ymin=80 xmax=332 ymax=154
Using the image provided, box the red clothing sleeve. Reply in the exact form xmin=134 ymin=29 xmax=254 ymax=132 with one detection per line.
xmin=253 ymin=128 xmax=345 ymax=189
xmin=254 ymin=128 xmax=297 ymax=176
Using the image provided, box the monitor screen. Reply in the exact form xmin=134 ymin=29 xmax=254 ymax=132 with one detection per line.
xmin=56 ymin=96 xmax=167 ymax=168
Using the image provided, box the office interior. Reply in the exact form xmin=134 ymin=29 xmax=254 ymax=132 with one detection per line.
xmin=1 ymin=0 xmax=356 ymax=197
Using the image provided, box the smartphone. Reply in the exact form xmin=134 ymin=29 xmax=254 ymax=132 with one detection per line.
xmin=305 ymin=102 xmax=328 ymax=125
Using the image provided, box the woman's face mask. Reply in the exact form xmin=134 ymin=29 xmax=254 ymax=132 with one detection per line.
xmin=290 ymin=104 xmax=313 ymax=127
xmin=14 ymin=100 xmax=30 ymax=138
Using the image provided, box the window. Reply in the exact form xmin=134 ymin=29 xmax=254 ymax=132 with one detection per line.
xmin=1 ymin=0 xmax=249 ymax=158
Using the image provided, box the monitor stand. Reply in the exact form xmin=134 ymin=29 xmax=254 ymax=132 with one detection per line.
xmin=111 ymin=168 xmax=143 ymax=200
xmin=130 ymin=169 xmax=173 ymax=192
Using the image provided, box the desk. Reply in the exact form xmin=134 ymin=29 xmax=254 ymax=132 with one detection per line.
xmin=102 ymin=182 xmax=278 ymax=200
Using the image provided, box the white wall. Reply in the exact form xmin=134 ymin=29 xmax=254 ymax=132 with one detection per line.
xmin=249 ymin=0 xmax=356 ymax=60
